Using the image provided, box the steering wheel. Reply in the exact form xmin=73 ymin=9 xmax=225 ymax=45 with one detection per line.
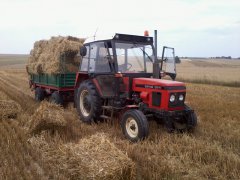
xmin=104 ymin=55 xmax=114 ymax=61
xmin=118 ymin=63 xmax=133 ymax=72
xmin=127 ymin=63 xmax=132 ymax=70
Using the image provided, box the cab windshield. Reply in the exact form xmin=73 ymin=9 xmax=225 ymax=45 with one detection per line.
xmin=115 ymin=42 xmax=154 ymax=73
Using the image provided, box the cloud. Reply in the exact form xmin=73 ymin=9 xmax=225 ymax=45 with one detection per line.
xmin=0 ymin=0 xmax=239 ymax=56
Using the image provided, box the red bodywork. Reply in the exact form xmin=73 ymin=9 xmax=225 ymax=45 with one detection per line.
xmin=74 ymin=72 xmax=89 ymax=89
xmin=131 ymin=78 xmax=186 ymax=111
xmin=74 ymin=72 xmax=186 ymax=112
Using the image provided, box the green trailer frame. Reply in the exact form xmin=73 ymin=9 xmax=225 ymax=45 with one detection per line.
xmin=30 ymin=73 xmax=76 ymax=88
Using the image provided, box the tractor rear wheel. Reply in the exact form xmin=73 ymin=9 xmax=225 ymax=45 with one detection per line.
xmin=76 ymin=80 xmax=102 ymax=124
xmin=121 ymin=109 xmax=149 ymax=142
xmin=50 ymin=91 xmax=63 ymax=105
xmin=35 ymin=87 xmax=44 ymax=101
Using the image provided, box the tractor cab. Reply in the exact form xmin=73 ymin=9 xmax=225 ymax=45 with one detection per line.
xmin=80 ymin=34 xmax=176 ymax=81
xmin=80 ymin=34 xmax=154 ymax=74
xmin=79 ymin=34 xmax=154 ymax=98
xmin=78 ymin=34 xmax=178 ymax=99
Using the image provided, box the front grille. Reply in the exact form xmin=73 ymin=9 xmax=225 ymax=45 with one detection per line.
xmin=152 ymin=92 xmax=161 ymax=106
xmin=169 ymin=92 xmax=185 ymax=108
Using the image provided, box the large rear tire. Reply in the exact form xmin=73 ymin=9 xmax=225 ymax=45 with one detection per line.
xmin=121 ymin=109 xmax=149 ymax=142
xmin=35 ymin=87 xmax=44 ymax=101
xmin=76 ymin=80 xmax=102 ymax=124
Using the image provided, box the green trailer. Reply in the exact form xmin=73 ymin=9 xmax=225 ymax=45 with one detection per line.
xmin=29 ymin=73 xmax=77 ymax=104
xmin=30 ymin=73 xmax=76 ymax=88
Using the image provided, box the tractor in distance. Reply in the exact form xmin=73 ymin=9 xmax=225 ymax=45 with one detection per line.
xmin=75 ymin=32 xmax=197 ymax=142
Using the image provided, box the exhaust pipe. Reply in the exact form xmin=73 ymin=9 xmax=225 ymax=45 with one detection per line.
xmin=153 ymin=30 xmax=160 ymax=79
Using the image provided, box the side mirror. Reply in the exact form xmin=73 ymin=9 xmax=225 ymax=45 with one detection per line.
xmin=80 ymin=46 xmax=87 ymax=56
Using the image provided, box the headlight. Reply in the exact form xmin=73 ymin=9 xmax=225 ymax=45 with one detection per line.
xmin=170 ymin=94 xmax=175 ymax=102
xmin=179 ymin=94 xmax=184 ymax=101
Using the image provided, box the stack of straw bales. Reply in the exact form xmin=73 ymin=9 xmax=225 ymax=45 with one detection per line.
xmin=26 ymin=36 xmax=85 ymax=74
xmin=0 ymin=100 xmax=21 ymax=119
xmin=28 ymin=101 xmax=67 ymax=134
xmin=28 ymin=133 xmax=135 ymax=179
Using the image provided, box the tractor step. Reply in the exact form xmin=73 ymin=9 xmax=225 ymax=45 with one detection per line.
xmin=100 ymin=115 xmax=112 ymax=120
xmin=102 ymin=106 xmax=113 ymax=110
xmin=102 ymin=106 xmax=123 ymax=110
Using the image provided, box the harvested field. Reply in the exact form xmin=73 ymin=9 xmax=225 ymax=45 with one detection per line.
xmin=0 ymin=100 xmax=21 ymax=119
xmin=176 ymin=59 xmax=240 ymax=87
xmin=0 ymin=55 xmax=240 ymax=179
xmin=0 ymin=54 xmax=28 ymax=69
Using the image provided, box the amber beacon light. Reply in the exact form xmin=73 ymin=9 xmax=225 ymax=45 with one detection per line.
xmin=144 ymin=30 xmax=149 ymax=36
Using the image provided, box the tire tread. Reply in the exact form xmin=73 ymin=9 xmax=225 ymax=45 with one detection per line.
xmin=121 ymin=109 xmax=149 ymax=142
xmin=76 ymin=80 xmax=102 ymax=123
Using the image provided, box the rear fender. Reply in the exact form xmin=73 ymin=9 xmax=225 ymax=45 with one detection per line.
xmin=92 ymin=75 xmax=116 ymax=98
xmin=92 ymin=78 xmax=103 ymax=97
xmin=74 ymin=72 xmax=89 ymax=88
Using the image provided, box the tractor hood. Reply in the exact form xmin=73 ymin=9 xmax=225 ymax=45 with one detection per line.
xmin=132 ymin=78 xmax=186 ymax=90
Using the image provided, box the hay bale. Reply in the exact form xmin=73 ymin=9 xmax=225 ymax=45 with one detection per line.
xmin=28 ymin=101 xmax=67 ymax=134
xmin=67 ymin=133 xmax=135 ymax=179
xmin=0 ymin=100 xmax=21 ymax=119
xmin=28 ymin=133 xmax=135 ymax=179
xmin=27 ymin=36 xmax=85 ymax=74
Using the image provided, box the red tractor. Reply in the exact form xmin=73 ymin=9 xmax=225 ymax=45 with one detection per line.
xmin=75 ymin=33 xmax=197 ymax=142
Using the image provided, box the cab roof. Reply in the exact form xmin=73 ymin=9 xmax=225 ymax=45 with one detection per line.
xmin=84 ymin=33 xmax=153 ymax=46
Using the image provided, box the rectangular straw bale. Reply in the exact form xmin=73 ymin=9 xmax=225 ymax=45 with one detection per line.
xmin=69 ymin=133 xmax=136 ymax=179
xmin=27 ymin=36 xmax=85 ymax=74
xmin=28 ymin=133 xmax=135 ymax=180
xmin=28 ymin=101 xmax=67 ymax=134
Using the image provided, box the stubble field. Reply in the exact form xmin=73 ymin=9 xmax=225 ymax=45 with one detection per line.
xmin=0 ymin=55 xmax=240 ymax=179
xmin=177 ymin=58 xmax=240 ymax=87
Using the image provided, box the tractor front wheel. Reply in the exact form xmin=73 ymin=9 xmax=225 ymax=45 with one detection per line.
xmin=121 ymin=109 xmax=149 ymax=142
xmin=186 ymin=111 xmax=197 ymax=131
xmin=76 ymin=80 xmax=102 ymax=124
xmin=174 ymin=111 xmax=197 ymax=132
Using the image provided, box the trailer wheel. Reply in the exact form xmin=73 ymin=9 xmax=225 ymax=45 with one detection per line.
xmin=50 ymin=91 xmax=63 ymax=105
xmin=76 ymin=80 xmax=102 ymax=124
xmin=121 ymin=109 xmax=149 ymax=142
xmin=35 ymin=87 xmax=44 ymax=101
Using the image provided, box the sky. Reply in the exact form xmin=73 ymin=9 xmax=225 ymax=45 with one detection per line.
xmin=0 ymin=0 xmax=239 ymax=57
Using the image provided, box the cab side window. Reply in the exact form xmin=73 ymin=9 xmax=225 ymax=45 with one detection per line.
xmin=95 ymin=47 xmax=111 ymax=73
xmin=89 ymin=44 xmax=98 ymax=72
xmin=89 ymin=42 xmax=111 ymax=73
